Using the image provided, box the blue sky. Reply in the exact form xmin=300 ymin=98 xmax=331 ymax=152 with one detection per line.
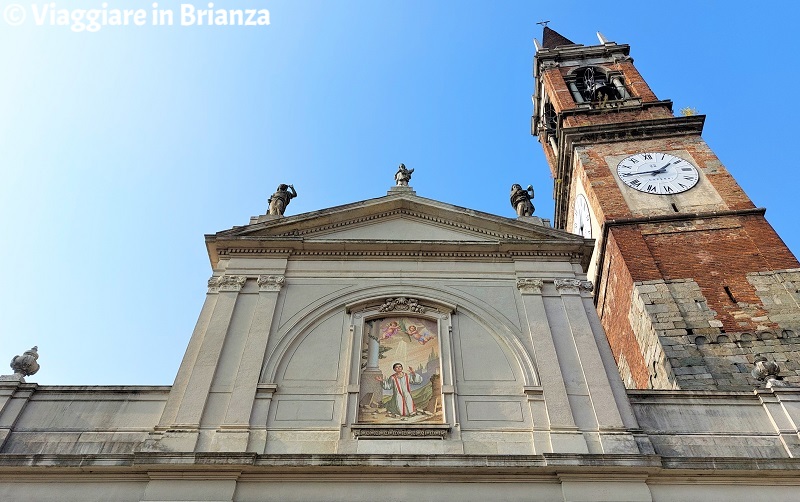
xmin=1 ymin=1 xmax=798 ymax=385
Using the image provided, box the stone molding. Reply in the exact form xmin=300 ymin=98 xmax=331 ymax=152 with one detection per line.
xmin=554 ymin=279 xmax=593 ymax=295
xmin=346 ymin=297 xmax=455 ymax=316
xmin=208 ymin=275 xmax=247 ymax=293
xmin=257 ymin=275 xmax=285 ymax=292
xmin=216 ymin=249 xmax=588 ymax=266
xmin=351 ymin=424 xmax=449 ymax=439
xmin=273 ymin=208 xmax=521 ymax=241
xmin=516 ymin=278 xmax=544 ymax=295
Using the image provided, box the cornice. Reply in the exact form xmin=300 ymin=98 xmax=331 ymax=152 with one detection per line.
xmin=3 ymin=452 xmax=800 ymax=477
xmin=534 ymin=43 xmax=632 ymax=75
xmin=272 ymin=208 xmax=523 ymax=241
xmin=212 ymin=241 xmax=591 ymax=267
xmin=205 ymin=193 xmax=590 ymax=268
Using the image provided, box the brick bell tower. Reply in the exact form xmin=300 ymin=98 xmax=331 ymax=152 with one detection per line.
xmin=532 ymin=27 xmax=800 ymax=390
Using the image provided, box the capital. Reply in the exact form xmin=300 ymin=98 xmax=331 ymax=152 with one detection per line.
xmin=516 ymin=278 xmax=543 ymax=295
xmin=208 ymin=275 xmax=247 ymax=293
xmin=554 ymin=278 xmax=593 ymax=295
xmin=257 ymin=275 xmax=286 ymax=292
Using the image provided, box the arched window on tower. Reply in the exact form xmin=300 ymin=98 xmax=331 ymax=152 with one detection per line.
xmin=567 ymin=66 xmax=631 ymax=107
xmin=543 ymin=101 xmax=557 ymax=134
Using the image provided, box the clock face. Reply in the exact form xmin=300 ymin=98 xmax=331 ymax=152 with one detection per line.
xmin=572 ymin=194 xmax=592 ymax=238
xmin=616 ymin=152 xmax=699 ymax=195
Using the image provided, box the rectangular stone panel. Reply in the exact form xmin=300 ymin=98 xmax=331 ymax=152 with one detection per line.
xmin=274 ymin=399 xmax=335 ymax=421
xmin=465 ymin=400 xmax=524 ymax=422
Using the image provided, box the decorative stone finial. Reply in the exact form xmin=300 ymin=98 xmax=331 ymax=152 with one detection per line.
xmin=3 ymin=346 xmax=40 ymax=382
xmin=395 ymin=164 xmax=414 ymax=187
xmin=268 ymin=184 xmax=297 ymax=216
xmin=510 ymin=184 xmax=535 ymax=217
xmin=752 ymin=355 xmax=791 ymax=388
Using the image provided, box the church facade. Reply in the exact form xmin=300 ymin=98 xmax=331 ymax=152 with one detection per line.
xmin=2 ymin=29 xmax=800 ymax=502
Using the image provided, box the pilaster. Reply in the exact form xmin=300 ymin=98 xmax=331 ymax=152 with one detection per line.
xmin=0 ymin=381 xmax=36 ymax=451
xmin=757 ymin=388 xmax=800 ymax=457
xmin=209 ymin=275 xmax=285 ymax=452
xmin=554 ymin=278 xmax=637 ymax=453
xmin=516 ymin=277 xmax=587 ymax=454
xmin=147 ymin=275 xmax=247 ymax=452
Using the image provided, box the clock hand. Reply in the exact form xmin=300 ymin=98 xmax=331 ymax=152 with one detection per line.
xmin=622 ymin=162 xmax=675 ymax=177
xmin=621 ymin=168 xmax=664 ymax=177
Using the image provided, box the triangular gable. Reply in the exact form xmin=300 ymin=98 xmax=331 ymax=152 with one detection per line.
xmin=206 ymin=192 xmax=593 ymax=269
xmin=214 ymin=193 xmax=581 ymax=244
xmin=305 ymin=214 xmax=494 ymax=242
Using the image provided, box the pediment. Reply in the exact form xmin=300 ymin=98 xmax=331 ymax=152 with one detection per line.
xmin=304 ymin=214 xmax=494 ymax=242
xmin=217 ymin=194 xmax=578 ymax=242
xmin=206 ymin=193 xmax=592 ymax=268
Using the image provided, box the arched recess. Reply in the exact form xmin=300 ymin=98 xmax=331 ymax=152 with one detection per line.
xmin=260 ymin=283 xmax=540 ymax=390
xmin=564 ymin=65 xmax=630 ymax=104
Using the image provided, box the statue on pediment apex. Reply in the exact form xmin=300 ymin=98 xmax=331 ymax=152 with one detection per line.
xmin=395 ymin=164 xmax=414 ymax=186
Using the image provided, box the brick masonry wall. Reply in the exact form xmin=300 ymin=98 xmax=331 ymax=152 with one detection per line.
xmin=562 ymin=107 xmax=673 ymax=129
xmin=627 ymin=274 xmax=800 ymax=390
xmin=616 ymin=61 xmax=658 ymax=102
xmin=603 ymin=219 xmax=800 ymax=390
xmin=542 ymin=68 xmax=577 ymax=114
xmin=640 ymin=215 xmax=799 ymax=333
xmin=596 ymin=231 xmax=650 ymax=388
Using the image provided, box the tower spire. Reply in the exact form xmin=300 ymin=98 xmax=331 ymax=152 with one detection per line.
xmin=540 ymin=26 xmax=576 ymax=49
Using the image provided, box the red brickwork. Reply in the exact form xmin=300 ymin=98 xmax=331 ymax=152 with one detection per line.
xmin=542 ymin=68 xmax=577 ymax=113
xmin=595 ymin=231 xmax=650 ymax=388
xmin=615 ymin=61 xmax=658 ymax=102
xmin=641 ymin=216 xmax=798 ymax=333
xmin=562 ymin=107 xmax=673 ymax=128
xmin=741 ymin=217 xmax=800 ymax=268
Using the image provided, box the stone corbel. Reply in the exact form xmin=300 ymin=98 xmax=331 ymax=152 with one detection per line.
xmin=257 ymin=275 xmax=285 ymax=292
xmin=516 ymin=278 xmax=544 ymax=295
xmin=208 ymin=275 xmax=248 ymax=293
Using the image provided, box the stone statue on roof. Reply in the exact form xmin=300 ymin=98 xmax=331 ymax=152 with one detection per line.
xmin=395 ymin=164 xmax=414 ymax=186
xmin=510 ymin=184 xmax=535 ymax=217
xmin=268 ymin=184 xmax=297 ymax=216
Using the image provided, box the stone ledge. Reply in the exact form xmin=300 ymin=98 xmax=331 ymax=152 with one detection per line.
xmin=2 ymin=452 xmax=800 ymax=475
